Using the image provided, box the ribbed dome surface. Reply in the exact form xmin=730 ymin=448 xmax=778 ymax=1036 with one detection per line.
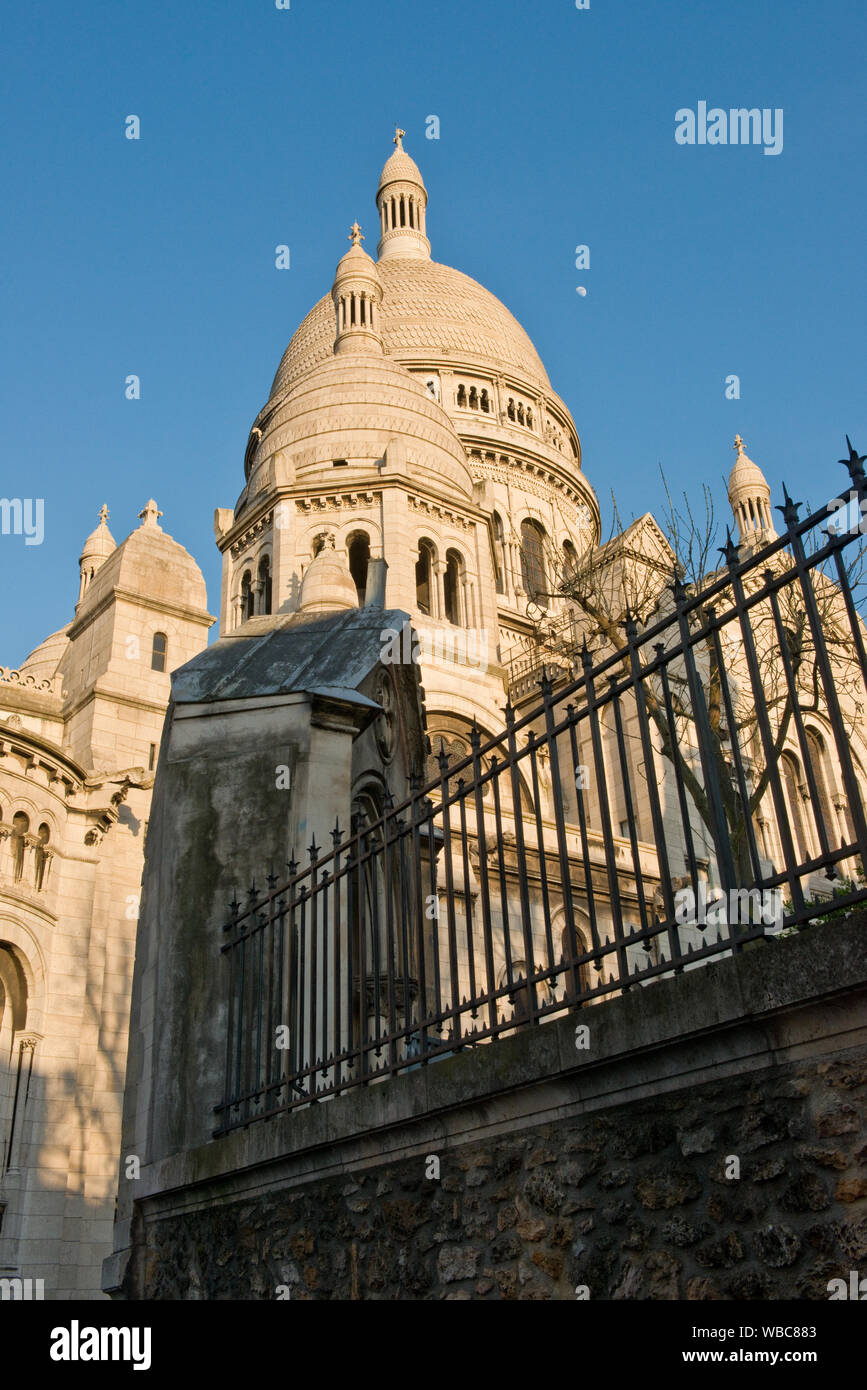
xmin=378 ymin=147 xmax=426 ymax=194
xmin=728 ymin=452 xmax=768 ymax=494
xmin=80 ymin=518 xmax=116 ymax=561
xmin=270 ymin=259 xmax=551 ymax=402
xmin=19 ymin=626 xmax=71 ymax=679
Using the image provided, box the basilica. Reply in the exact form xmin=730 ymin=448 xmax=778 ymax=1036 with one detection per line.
xmin=2 ymin=132 xmax=863 ymax=1302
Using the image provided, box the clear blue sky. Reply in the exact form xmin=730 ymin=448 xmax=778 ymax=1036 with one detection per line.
xmin=1 ymin=0 xmax=864 ymax=664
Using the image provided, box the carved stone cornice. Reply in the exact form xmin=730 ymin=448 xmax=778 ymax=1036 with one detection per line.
xmin=407 ymin=494 xmax=474 ymax=530
xmin=295 ymin=492 xmax=379 ymax=514
xmin=0 ymin=733 xmax=84 ymax=797
xmin=468 ymin=450 xmax=591 ymax=515
xmin=0 ymin=667 xmax=61 ymax=696
xmin=230 ymin=509 xmax=274 ymax=559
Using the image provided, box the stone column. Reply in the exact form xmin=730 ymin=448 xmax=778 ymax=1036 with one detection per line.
xmin=433 ymin=561 xmax=446 ymax=620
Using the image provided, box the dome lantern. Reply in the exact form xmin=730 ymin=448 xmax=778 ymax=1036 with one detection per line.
xmin=376 ymin=128 xmax=431 ymax=262
xmin=78 ymin=503 xmax=116 ymax=604
xmin=728 ymin=435 xmax=777 ymax=549
xmin=331 ymin=224 xmax=384 ymax=355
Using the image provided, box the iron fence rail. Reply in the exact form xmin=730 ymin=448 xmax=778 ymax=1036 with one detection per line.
xmin=215 ymin=443 xmax=867 ymax=1134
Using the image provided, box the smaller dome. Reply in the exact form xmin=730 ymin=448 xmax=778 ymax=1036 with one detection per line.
xmin=335 ymin=232 xmax=379 ymax=278
xmin=298 ymin=535 xmax=359 ymax=615
xmin=728 ymin=435 xmax=768 ymax=499
xmin=80 ymin=504 xmax=116 ymax=562
xmin=377 ymin=141 xmax=426 ymax=197
xmin=19 ymin=626 xmax=71 ymax=680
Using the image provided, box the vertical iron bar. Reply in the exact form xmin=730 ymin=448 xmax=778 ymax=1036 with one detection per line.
xmin=505 ymin=699 xmax=537 ymax=1022
xmin=609 ymin=677 xmax=650 ymax=934
xmin=723 ymin=538 xmax=806 ymax=915
xmin=470 ymin=724 xmax=498 ymax=1034
xmin=528 ymin=729 xmax=556 ymax=995
xmin=581 ymin=645 xmax=629 ymax=988
xmin=673 ymin=579 xmax=739 ymax=906
xmin=624 ymin=616 xmax=680 ymax=964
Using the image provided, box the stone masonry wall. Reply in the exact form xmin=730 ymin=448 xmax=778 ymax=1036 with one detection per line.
xmin=129 ymin=1044 xmax=866 ymax=1301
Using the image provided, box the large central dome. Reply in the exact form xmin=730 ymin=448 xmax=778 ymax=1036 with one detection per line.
xmin=270 ymin=258 xmax=551 ymax=403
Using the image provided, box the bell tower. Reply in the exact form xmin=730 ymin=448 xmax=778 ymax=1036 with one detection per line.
xmin=376 ymin=128 xmax=431 ymax=261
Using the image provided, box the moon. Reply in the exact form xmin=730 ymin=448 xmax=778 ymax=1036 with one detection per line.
xmin=576 ymin=286 xmax=587 ymax=297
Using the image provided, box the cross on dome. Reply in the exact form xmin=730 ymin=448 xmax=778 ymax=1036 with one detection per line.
xmin=734 ymin=434 xmax=746 ymax=456
xmin=393 ymin=127 xmax=405 ymax=149
xmin=349 ymin=222 xmax=364 ymax=246
xmin=98 ymin=503 xmax=110 ymax=524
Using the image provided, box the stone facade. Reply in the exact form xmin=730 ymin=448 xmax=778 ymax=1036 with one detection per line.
xmin=0 ymin=501 xmax=213 ymax=1298
xmin=102 ymin=131 xmax=867 ymax=1302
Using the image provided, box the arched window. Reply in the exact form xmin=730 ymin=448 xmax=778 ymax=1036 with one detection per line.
xmin=527 ymin=408 xmax=534 ymax=429
xmin=416 ymin=540 xmax=435 ymax=616
xmin=348 ymin=533 xmax=370 ymax=605
xmin=243 ymin=428 xmax=261 ymax=478
xmin=0 ymin=942 xmax=30 ymax=1170
xmin=444 ymin=549 xmax=463 ymax=626
xmin=492 ymin=512 xmax=506 ymax=595
xmin=456 ymin=384 xmax=467 ymax=407
xmin=480 ymin=389 xmax=490 ymax=413
xmin=805 ymin=730 xmax=835 ymax=848
xmin=560 ymin=923 xmax=590 ymax=996
xmin=11 ymin=813 xmax=28 ymax=884
xmin=34 ymin=824 xmax=50 ymax=892
xmin=781 ymin=752 xmax=810 ymax=862
xmin=240 ymin=571 xmax=254 ymax=621
xmin=469 ymin=387 xmax=478 ymax=410
xmin=151 ymin=632 xmax=168 ymax=673
xmin=562 ymin=539 xmax=579 ymax=582
xmin=507 ymin=398 xmax=516 ymax=421
xmin=520 ymin=520 xmax=548 ymax=606
xmin=517 ymin=403 xmax=525 ymax=425
xmin=257 ymin=556 xmax=272 ymax=616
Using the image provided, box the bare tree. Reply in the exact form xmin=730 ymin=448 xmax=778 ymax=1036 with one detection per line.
xmin=521 ymin=467 xmax=867 ymax=889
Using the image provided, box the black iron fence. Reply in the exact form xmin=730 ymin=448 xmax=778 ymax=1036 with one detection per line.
xmin=215 ymin=443 xmax=867 ymax=1134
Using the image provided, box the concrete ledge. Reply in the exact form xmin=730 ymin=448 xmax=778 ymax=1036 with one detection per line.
xmin=125 ymin=919 xmax=866 ymax=1226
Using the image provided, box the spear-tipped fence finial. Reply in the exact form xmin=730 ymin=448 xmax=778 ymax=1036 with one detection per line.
xmin=840 ymin=435 xmax=867 ymax=490
xmin=719 ymin=526 xmax=739 ymax=568
xmin=776 ymin=483 xmax=802 ymax=530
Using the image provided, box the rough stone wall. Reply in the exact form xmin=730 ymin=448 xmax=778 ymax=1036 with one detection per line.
xmin=131 ymin=1046 xmax=867 ymax=1301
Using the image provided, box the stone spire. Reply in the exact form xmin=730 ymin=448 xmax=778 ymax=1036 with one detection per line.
xmin=331 ymin=224 xmax=384 ymax=356
xmin=376 ymin=128 xmax=430 ymax=262
xmin=138 ymin=499 xmax=164 ymax=530
xmin=78 ymin=503 xmax=116 ymax=603
xmin=728 ymin=435 xmax=777 ymax=549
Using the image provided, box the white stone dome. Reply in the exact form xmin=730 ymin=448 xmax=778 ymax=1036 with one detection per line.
xmin=269 ymin=258 xmax=551 ymax=402
xmin=19 ymin=626 xmax=71 ymax=680
xmin=728 ymin=447 xmax=768 ymax=498
xmin=80 ymin=510 xmax=116 ymax=562
xmin=377 ymin=146 xmax=426 ymax=197
xmin=244 ymin=351 xmax=475 ymax=503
